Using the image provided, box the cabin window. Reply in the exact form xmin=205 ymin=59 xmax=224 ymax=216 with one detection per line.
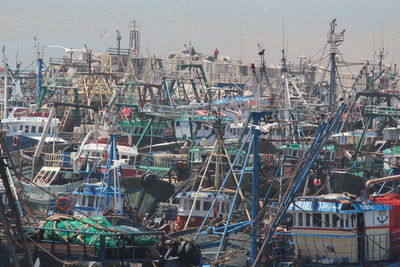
xmin=325 ymin=214 xmax=330 ymax=227
xmin=87 ymin=196 xmax=95 ymax=207
xmin=189 ymin=200 xmax=194 ymax=210
xmin=121 ymin=155 xmax=128 ymax=159
xmin=340 ymin=214 xmax=344 ymax=228
xmin=20 ymin=125 xmax=23 ymax=131
xmin=176 ymin=121 xmax=180 ymax=127
xmin=78 ymin=196 xmax=83 ymax=206
xmin=203 ymin=201 xmax=211 ymax=211
xmin=226 ymin=202 xmax=230 ymax=212
xmin=25 ymin=125 xmax=29 ymax=133
xmin=39 ymin=126 xmax=43 ymax=133
xmin=350 ymin=214 xmax=356 ymax=228
xmin=108 ymin=198 xmax=115 ymax=207
xmin=183 ymin=199 xmax=188 ymax=210
xmin=215 ymin=202 xmax=220 ymax=213
xmin=31 ymin=126 xmax=36 ymax=133
xmin=345 ymin=214 xmax=349 ymax=228
xmin=129 ymin=157 xmax=136 ymax=165
xmin=293 ymin=212 xmax=297 ymax=225
xmin=196 ymin=200 xmax=201 ymax=210
xmin=298 ymin=213 xmax=303 ymax=226
xmin=305 ymin=213 xmax=311 ymax=227
xmin=220 ymin=202 xmax=225 ymax=213
xmin=313 ymin=213 xmax=322 ymax=227
xmin=332 ymin=214 xmax=339 ymax=228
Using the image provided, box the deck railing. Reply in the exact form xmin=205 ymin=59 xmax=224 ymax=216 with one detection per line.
xmin=273 ymin=231 xmax=395 ymax=265
xmin=13 ymin=226 xmax=165 ymax=263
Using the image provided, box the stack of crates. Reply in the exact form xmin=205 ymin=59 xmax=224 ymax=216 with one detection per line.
xmin=371 ymin=193 xmax=400 ymax=253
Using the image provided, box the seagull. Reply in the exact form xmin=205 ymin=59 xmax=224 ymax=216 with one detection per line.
xmin=100 ymin=28 xmax=108 ymax=38
xmin=109 ymin=158 xmax=129 ymax=171
xmin=45 ymin=45 xmax=86 ymax=54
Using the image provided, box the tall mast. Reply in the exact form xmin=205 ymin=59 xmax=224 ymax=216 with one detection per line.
xmin=116 ymin=30 xmax=122 ymax=55
xmin=128 ymin=20 xmax=140 ymax=54
xmin=34 ymin=38 xmax=45 ymax=112
xmin=326 ymin=19 xmax=345 ymax=110
xmin=2 ymin=46 xmax=8 ymax=119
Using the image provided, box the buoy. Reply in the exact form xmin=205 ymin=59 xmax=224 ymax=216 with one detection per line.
xmin=56 ymin=197 xmax=71 ymax=211
xmin=165 ymin=128 xmax=174 ymax=137
xmin=263 ymin=154 xmax=274 ymax=165
xmin=313 ymin=178 xmax=322 ymax=187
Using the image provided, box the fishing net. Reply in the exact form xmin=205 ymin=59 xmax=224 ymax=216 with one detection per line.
xmin=32 ymin=215 xmax=158 ymax=249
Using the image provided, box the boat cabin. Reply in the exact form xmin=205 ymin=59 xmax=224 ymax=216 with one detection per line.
xmin=72 ymin=183 xmax=124 ymax=216
xmin=176 ymin=191 xmax=231 ymax=229
xmin=1 ymin=107 xmax=60 ymax=138
xmin=76 ymin=138 xmax=140 ymax=178
xmin=1 ymin=107 xmax=63 ymax=151
xmin=288 ymin=195 xmax=391 ymax=264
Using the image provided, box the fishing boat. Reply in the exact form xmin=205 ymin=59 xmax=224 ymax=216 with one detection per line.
xmin=69 ymin=134 xmax=130 ymax=218
xmin=288 ymin=194 xmax=391 ymax=264
xmin=1 ymin=107 xmax=64 ymax=151
xmin=21 ymin=152 xmax=84 ymax=217
xmin=176 ymin=191 xmax=231 ymax=229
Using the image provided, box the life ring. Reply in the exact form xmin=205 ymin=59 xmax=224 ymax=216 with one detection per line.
xmin=263 ymin=154 xmax=274 ymax=165
xmin=12 ymin=136 xmax=19 ymax=147
xmin=56 ymin=197 xmax=70 ymax=211
xmin=165 ymin=128 xmax=174 ymax=137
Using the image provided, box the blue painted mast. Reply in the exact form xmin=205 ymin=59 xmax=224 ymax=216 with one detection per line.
xmin=250 ymin=112 xmax=263 ymax=267
xmin=35 ymin=57 xmax=45 ymax=112
xmin=95 ymin=134 xmax=123 ymax=215
xmin=35 ymin=58 xmax=43 ymax=96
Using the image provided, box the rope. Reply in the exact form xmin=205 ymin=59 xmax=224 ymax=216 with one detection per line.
xmin=25 ymin=234 xmax=80 ymax=266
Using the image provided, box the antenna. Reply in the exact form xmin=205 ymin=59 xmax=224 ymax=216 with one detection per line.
xmin=281 ymin=17 xmax=288 ymax=72
xmin=16 ymin=41 xmax=19 ymax=69
xmin=282 ymin=16 xmax=285 ymax=54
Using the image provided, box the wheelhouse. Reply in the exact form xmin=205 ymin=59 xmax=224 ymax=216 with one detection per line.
xmin=176 ymin=191 xmax=231 ymax=229
xmin=72 ymin=183 xmax=124 ymax=217
xmin=288 ymin=195 xmax=391 ymax=264
xmin=76 ymin=138 xmax=140 ymax=178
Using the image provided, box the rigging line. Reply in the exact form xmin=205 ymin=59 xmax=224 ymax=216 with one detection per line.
xmin=335 ymin=47 xmax=354 ymax=77
xmin=25 ymin=234 xmax=80 ymax=266
xmin=307 ymin=43 xmax=327 ymax=63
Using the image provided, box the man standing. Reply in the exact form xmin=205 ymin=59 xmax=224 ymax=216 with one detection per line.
xmin=214 ymin=48 xmax=219 ymax=61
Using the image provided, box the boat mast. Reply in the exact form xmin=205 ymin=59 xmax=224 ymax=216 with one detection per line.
xmin=327 ymin=19 xmax=345 ymax=110
xmin=34 ymin=37 xmax=45 ymax=112
xmin=2 ymin=46 xmax=8 ymax=119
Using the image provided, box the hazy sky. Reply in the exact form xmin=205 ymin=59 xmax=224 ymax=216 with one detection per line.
xmin=1 ymin=0 xmax=399 ymax=68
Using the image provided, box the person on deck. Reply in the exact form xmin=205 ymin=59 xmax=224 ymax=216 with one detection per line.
xmin=214 ymin=48 xmax=219 ymax=61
